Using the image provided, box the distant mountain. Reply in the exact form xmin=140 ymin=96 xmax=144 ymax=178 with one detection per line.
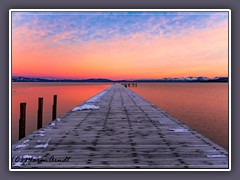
xmin=12 ymin=77 xmax=112 ymax=82
xmin=12 ymin=76 xmax=228 ymax=83
xmin=134 ymin=76 xmax=228 ymax=82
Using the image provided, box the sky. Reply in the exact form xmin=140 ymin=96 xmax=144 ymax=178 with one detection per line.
xmin=12 ymin=11 xmax=229 ymax=80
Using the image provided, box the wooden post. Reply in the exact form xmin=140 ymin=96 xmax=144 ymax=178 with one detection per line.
xmin=19 ymin=103 xmax=26 ymax=140
xmin=52 ymin=95 xmax=57 ymax=121
xmin=37 ymin=97 xmax=43 ymax=129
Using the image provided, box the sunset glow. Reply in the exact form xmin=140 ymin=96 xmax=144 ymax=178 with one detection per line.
xmin=12 ymin=11 xmax=229 ymax=80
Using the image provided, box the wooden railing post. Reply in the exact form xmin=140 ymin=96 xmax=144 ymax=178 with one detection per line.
xmin=19 ymin=103 xmax=26 ymax=140
xmin=52 ymin=95 xmax=57 ymax=121
xmin=37 ymin=97 xmax=43 ymax=129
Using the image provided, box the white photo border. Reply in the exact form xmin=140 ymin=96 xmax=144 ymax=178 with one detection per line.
xmin=9 ymin=9 xmax=231 ymax=172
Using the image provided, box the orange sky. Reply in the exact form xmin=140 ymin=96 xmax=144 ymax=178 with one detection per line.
xmin=12 ymin=12 xmax=229 ymax=80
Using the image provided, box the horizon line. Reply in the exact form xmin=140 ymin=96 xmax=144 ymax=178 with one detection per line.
xmin=12 ymin=75 xmax=228 ymax=81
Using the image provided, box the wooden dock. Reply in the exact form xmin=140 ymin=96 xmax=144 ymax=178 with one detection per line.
xmin=11 ymin=84 xmax=228 ymax=169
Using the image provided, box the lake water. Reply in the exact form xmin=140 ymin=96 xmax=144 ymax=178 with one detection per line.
xmin=130 ymin=83 xmax=228 ymax=150
xmin=11 ymin=82 xmax=228 ymax=150
xmin=11 ymin=82 xmax=112 ymax=143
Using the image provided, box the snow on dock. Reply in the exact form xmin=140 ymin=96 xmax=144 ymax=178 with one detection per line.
xmin=11 ymin=84 xmax=228 ymax=169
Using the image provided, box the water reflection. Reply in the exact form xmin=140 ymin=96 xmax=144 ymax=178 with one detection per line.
xmin=130 ymin=83 xmax=228 ymax=150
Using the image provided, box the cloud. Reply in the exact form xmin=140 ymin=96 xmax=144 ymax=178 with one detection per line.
xmin=12 ymin=11 xmax=229 ymax=79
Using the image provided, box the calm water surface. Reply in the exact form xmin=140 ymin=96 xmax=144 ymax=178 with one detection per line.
xmin=11 ymin=82 xmax=111 ymax=143
xmin=130 ymin=83 xmax=228 ymax=150
xmin=12 ymin=82 xmax=228 ymax=150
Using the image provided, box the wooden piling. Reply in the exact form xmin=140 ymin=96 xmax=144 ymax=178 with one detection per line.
xmin=19 ymin=103 xmax=26 ymax=140
xmin=37 ymin=97 xmax=43 ymax=129
xmin=52 ymin=95 xmax=57 ymax=121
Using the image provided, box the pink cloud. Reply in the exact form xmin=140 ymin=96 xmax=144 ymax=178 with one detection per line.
xmin=12 ymin=16 xmax=228 ymax=80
